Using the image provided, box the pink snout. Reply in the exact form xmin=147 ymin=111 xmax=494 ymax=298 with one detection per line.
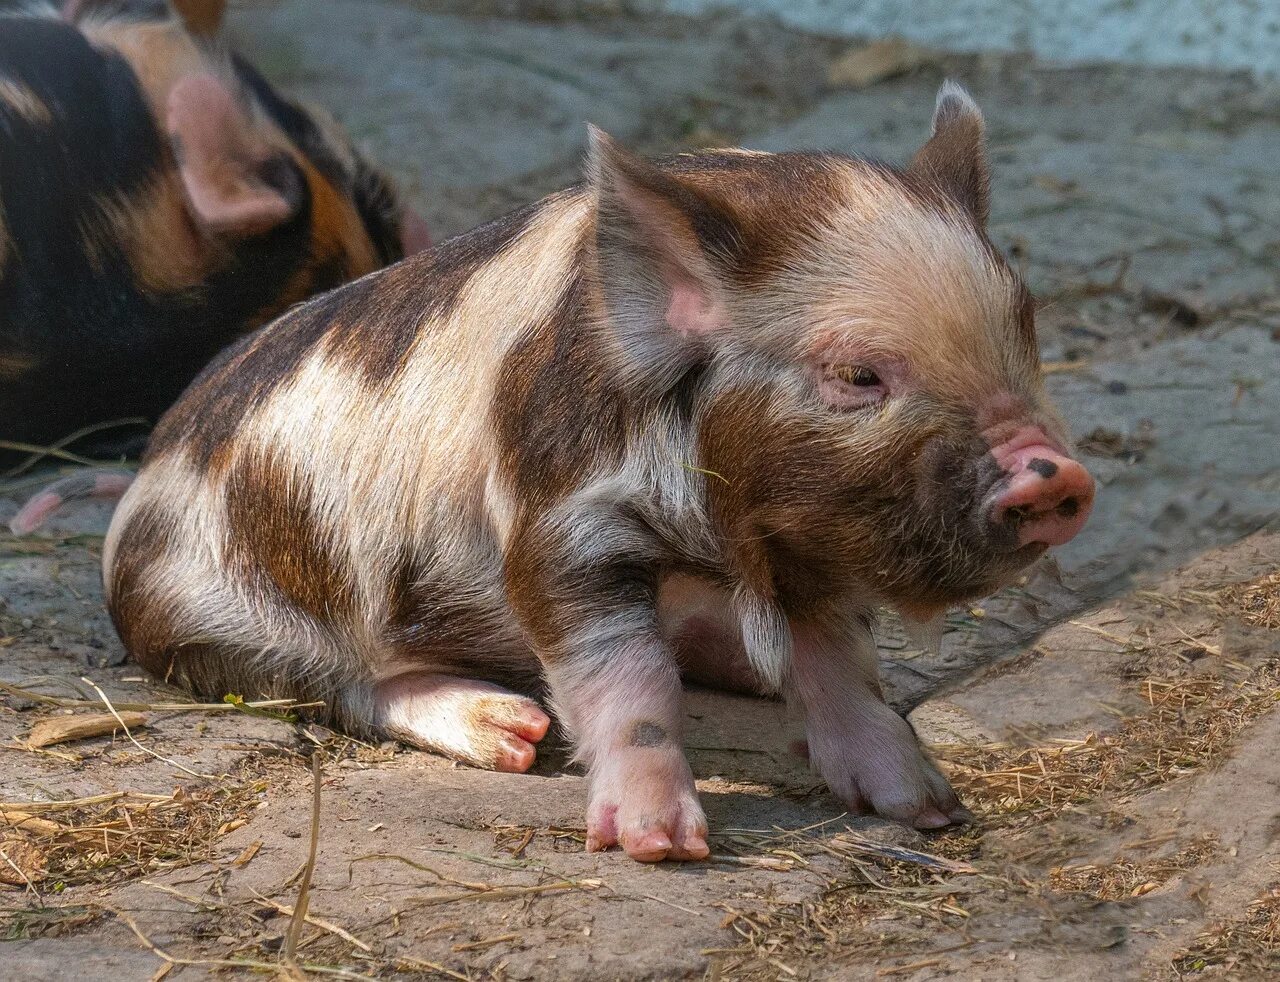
xmin=988 ymin=437 xmax=1095 ymax=548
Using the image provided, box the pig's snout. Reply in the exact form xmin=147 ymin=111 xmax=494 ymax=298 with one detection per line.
xmin=987 ymin=431 xmax=1094 ymax=548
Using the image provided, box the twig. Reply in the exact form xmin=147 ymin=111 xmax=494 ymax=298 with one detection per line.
xmin=452 ymin=932 xmax=519 ymax=952
xmin=0 ymin=791 xmax=172 ymax=813
xmin=250 ymin=888 xmax=371 ymax=952
xmin=878 ymin=957 xmax=944 ymax=976
xmin=0 ymin=440 xmax=115 ymax=470
xmin=0 ymin=416 xmax=145 ymax=478
xmin=284 ymin=753 xmax=324 ymax=967
xmin=80 ymin=677 xmax=216 ymax=781
xmin=407 ymin=879 xmax=601 ymax=906
xmin=0 ymin=680 xmax=321 ymax=716
xmin=392 ymin=953 xmax=472 ymax=982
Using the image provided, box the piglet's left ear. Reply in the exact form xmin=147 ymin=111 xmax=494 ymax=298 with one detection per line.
xmin=589 ymin=126 xmax=737 ymax=382
xmin=908 ymin=80 xmax=990 ymax=225
xmin=167 ymin=74 xmax=303 ymax=239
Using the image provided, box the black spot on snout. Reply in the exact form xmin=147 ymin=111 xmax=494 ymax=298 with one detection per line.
xmin=1027 ymin=458 xmax=1059 ymax=479
xmin=630 ymin=721 xmax=669 ymax=748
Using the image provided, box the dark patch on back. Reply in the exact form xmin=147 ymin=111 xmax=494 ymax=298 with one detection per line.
xmin=143 ymin=292 xmax=332 ymax=467
xmin=321 ymin=200 xmax=540 ymax=386
xmin=491 ymin=270 xmax=632 ymax=512
xmin=1027 ymin=457 xmax=1058 ymax=479
xmin=224 ymin=448 xmax=354 ymax=622
xmin=146 ymin=200 xmax=543 ymax=467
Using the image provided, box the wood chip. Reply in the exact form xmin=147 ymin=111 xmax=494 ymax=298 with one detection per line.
xmin=0 ymin=836 xmax=47 ymax=884
xmin=232 ymin=840 xmax=263 ymax=867
xmin=1 ymin=811 xmax=64 ymax=836
xmin=27 ymin=712 xmax=148 ymax=749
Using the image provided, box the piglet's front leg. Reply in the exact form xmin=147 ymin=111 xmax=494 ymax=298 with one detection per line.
xmin=508 ymin=529 xmax=707 ymax=863
xmin=547 ymin=642 xmax=707 ymax=862
xmin=789 ymin=614 xmax=971 ymax=829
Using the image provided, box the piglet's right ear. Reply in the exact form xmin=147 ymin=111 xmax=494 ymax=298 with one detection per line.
xmin=589 ymin=126 xmax=737 ymax=382
xmin=908 ymin=80 xmax=990 ymax=225
xmin=167 ymin=74 xmax=302 ymax=239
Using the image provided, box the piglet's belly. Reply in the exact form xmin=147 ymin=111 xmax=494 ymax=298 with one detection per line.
xmin=657 ymin=575 xmax=759 ymax=694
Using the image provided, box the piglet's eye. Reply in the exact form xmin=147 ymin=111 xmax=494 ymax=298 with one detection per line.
xmin=834 ymin=365 xmax=881 ymax=387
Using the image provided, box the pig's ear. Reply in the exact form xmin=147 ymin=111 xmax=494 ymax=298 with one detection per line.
xmin=908 ymin=80 xmax=990 ymax=225
xmin=588 ymin=126 xmax=735 ymax=376
xmin=167 ymin=74 xmax=303 ymax=238
xmin=170 ymin=0 xmax=227 ymax=36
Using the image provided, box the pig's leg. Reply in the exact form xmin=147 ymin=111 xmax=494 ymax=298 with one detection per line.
xmin=789 ymin=613 xmax=970 ymax=828
xmin=545 ymin=642 xmax=707 ymax=862
xmin=373 ymin=673 xmax=551 ymax=773
xmin=507 ymin=518 xmax=708 ymax=862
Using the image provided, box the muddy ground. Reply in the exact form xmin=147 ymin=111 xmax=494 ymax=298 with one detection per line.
xmin=2 ymin=1 xmax=1279 ymax=979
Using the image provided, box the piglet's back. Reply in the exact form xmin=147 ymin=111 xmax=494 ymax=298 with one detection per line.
xmin=144 ymin=191 xmax=592 ymax=481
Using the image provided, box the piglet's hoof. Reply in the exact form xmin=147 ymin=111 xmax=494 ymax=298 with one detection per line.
xmin=810 ymin=713 xmax=973 ymax=831
xmin=585 ymin=748 xmax=709 ymax=862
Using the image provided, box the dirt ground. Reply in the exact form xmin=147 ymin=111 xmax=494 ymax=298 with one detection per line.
xmin=2 ymin=1 xmax=1279 ymax=979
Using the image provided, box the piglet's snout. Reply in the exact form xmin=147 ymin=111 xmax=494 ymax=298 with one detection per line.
xmin=987 ymin=433 xmax=1095 ymax=548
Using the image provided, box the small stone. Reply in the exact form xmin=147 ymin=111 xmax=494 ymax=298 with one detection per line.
xmin=1106 ymin=380 xmax=1128 ymax=395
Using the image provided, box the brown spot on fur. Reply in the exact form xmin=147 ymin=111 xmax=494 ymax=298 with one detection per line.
xmin=322 ymin=200 xmax=544 ymax=386
xmin=630 ymin=721 xmax=668 ymax=747
xmin=655 ymin=150 xmax=852 ymax=284
xmin=0 ymin=77 xmax=52 ymax=126
xmin=491 ymin=271 xmax=629 ymax=512
xmin=107 ymin=499 xmax=180 ymax=670
xmin=300 ymin=156 xmax=379 ymax=284
xmin=223 ymin=449 xmax=354 ymax=622
xmin=87 ymin=175 xmax=212 ymax=294
xmin=701 ymin=381 xmax=1025 ymax=615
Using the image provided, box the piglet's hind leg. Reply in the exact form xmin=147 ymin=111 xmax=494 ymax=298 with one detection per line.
xmin=374 ymin=673 xmax=551 ymax=773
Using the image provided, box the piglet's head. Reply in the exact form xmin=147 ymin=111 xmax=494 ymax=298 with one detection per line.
xmin=588 ymin=82 xmax=1093 ymax=617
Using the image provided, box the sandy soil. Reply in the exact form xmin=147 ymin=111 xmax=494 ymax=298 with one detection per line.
xmin=1 ymin=2 xmax=1278 ymax=979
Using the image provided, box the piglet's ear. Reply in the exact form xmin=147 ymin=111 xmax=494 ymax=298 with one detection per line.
xmin=589 ymin=126 xmax=736 ymax=380
xmin=170 ymin=0 xmax=227 ymax=36
xmin=167 ymin=74 xmax=302 ymax=239
xmin=908 ymin=80 xmax=990 ymax=225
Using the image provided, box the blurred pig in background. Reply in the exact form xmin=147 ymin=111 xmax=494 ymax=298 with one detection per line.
xmin=0 ymin=0 xmax=430 ymax=465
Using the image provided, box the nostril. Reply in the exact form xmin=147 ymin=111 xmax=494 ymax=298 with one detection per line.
xmin=1057 ymin=496 xmax=1080 ymax=519
xmin=1003 ymin=504 xmax=1031 ymax=528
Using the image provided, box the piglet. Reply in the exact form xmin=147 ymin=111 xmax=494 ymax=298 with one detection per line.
xmin=104 ymin=83 xmax=1094 ymax=862
xmin=0 ymin=0 xmax=428 ymax=464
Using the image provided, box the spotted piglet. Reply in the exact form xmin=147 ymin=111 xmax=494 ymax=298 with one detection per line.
xmin=104 ymin=83 xmax=1094 ymax=862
